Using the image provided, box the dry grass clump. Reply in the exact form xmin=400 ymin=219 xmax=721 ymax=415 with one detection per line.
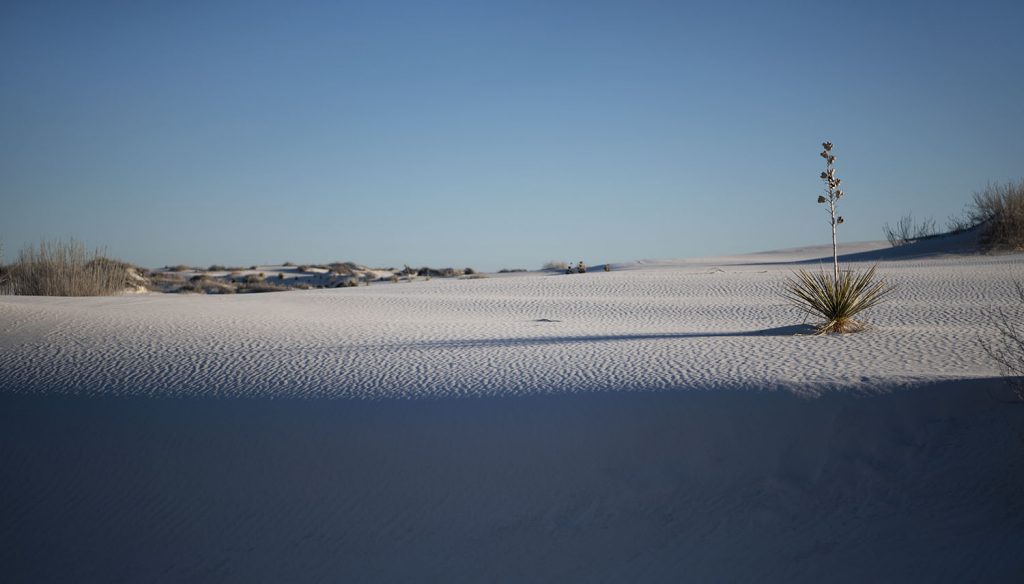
xmin=178 ymin=278 xmax=238 ymax=294
xmin=783 ymin=266 xmax=894 ymax=334
xmin=971 ymin=180 xmax=1024 ymax=249
xmin=3 ymin=240 xmax=131 ymax=296
xmin=979 ymin=282 xmax=1024 ymax=401
xmin=883 ymin=214 xmax=938 ymax=247
xmin=238 ymin=281 xmax=288 ymax=293
xmin=415 ymin=266 xmax=462 ymax=278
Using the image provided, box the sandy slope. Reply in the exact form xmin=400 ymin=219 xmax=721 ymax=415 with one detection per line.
xmin=2 ymin=238 xmax=1024 ymax=581
xmin=0 ymin=243 xmax=1020 ymax=398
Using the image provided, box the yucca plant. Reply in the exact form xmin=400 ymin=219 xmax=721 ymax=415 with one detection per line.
xmin=783 ymin=142 xmax=893 ymax=334
xmin=783 ymin=266 xmax=893 ymax=334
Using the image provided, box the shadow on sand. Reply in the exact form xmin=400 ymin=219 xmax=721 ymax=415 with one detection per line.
xmin=412 ymin=324 xmax=817 ymax=350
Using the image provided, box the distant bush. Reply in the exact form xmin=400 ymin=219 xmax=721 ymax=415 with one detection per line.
xmin=416 ymin=267 xmax=461 ymax=278
xmin=329 ymin=262 xmax=360 ymax=275
xmin=178 ymin=280 xmax=237 ymax=294
xmin=3 ymin=239 xmax=131 ymax=296
xmin=168 ymin=265 xmax=192 ymax=272
xmin=283 ymin=261 xmax=295 ymax=267
xmin=238 ymin=282 xmax=288 ymax=293
xmin=463 ymin=267 xmax=475 ymax=275
xmin=242 ymin=274 xmax=264 ymax=284
xmin=971 ymin=180 xmax=1024 ymax=249
xmin=498 ymin=268 xmax=527 ymax=273
xmin=543 ymin=261 xmax=569 ymax=271
xmin=207 ymin=265 xmax=227 ymax=271
xmin=883 ymin=213 xmax=938 ymax=247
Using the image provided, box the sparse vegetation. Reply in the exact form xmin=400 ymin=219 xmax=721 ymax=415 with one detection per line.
xmin=463 ymin=267 xmax=475 ymax=275
xmin=970 ymin=180 xmax=1024 ymax=249
xmin=238 ymin=282 xmax=288 ymax=293
xmin=2 ymin=239 xmax=132 ymax=296
xmin=498 ymin=268 xmax=527 ymax=273
xmin=543 ymin=261 xmax=569 ymax=271
xmin=980 ymin=282 xmax=1024 ymax=401
xmin=784 ymin=142 xmax=893 ymax=334
xmin=883 ymin=213 xmax=938 ymax=247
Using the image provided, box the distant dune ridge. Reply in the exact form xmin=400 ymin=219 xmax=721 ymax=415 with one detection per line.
xmin=1 ymin=231 xmax=1023 ymax=581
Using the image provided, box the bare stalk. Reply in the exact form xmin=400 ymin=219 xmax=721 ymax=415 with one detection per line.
xmin=817 ymin=142 xmax=844 ymax=286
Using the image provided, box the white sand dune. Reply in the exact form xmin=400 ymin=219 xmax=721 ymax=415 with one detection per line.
xmin=0 ymin=238 xmax=1017 ymax=398
xmin=2 ymin=235 xmax=1024 ymax=581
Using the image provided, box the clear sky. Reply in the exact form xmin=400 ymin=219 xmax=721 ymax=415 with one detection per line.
xmin=2 ymin=0 xmax=1022 ymax=270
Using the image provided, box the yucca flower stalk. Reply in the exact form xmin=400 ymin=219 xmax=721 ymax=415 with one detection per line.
xmin=818 ymin=141 xmax=844 ymax=285
xmin=783 ymin=141 xmax=893 ymax=334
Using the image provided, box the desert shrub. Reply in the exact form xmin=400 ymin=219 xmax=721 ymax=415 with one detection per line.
xmin=883 ymin=213 xmax=938 ymax=247
xmin=498 ymin=268 xmax=526 ymax=273
xmin=3 ymin=239 xmax=131 ymax=296
xmin=168 ymin=264 xmax=192 ymax=272
xmin=971 ymin=180 xmax=1024 ymax=249
xmin=946 ymin=212 xmax=976 ymax=234
xmin=329 ymin=262 xmax=359 ymax=275
xmin=283 ymin=261 xmax=295 ymax=267
xmin=278 ymin=273 xmax=285 ymax=280
xmin=242 ymin=274 xmax=264 ymax=284
xmin=389 ymin=275 xmax=399 ymax=283
xmin=463 ymin=267 xmax=475 ymax=275
xmin=207 ymin=265 xmax=227 ymax=271
xmin=238 ymin=282 xmax=288 ymax=293
xmin=784 ymin=142 xmax=892 ymax=333
xmin=979 ymin=282 xmax=1024 ymax=401
xmin=543 ymin=261 xmax=569 ymax=271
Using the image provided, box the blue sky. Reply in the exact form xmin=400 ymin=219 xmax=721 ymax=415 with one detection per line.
xmin=2 ymin=0 xmax=1022 ymax=270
